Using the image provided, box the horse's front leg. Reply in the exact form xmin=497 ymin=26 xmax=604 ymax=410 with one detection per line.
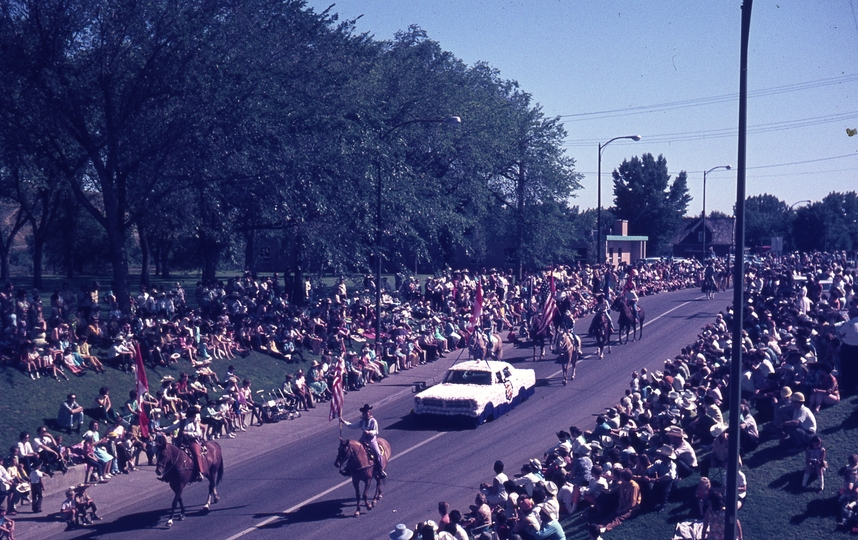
xmin=363 ymin=479 xmax=374 ymax=511
xmin=374 ymin=477 xmax=384 ymax=504
xmin=353 ymin=478 xmax=362 ymax=516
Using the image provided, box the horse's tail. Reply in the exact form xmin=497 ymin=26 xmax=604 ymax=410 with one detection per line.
xmin=216 ymin=452 xmax=224 ymax=486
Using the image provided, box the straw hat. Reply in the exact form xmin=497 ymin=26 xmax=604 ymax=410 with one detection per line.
xmin=710 ymin=423 xmax=728 ymax=438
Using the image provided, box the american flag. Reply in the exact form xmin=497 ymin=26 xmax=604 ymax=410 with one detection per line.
xmin=134 ymin=342 xmax=151 ymax=438
xmin=467 ymin=281 xmax=483 ymax=332
xmin=329 ymin=354 xmax=346 ymax=421
xmin=536 ymin=273 xmax=557 ymax=337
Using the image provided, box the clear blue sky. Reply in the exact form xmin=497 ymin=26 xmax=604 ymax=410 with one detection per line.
xmin=307 ymin=0 xmax=858 ymax=216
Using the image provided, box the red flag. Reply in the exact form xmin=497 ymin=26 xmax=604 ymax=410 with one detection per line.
xmin=467 ymin=282 xmax=483 ymax=332
xmin=536 ymin=274 xmax=557 ymax=337
xmin=329 ymin=354 xmax=346 ymax=421
xmin=134 ymin=343 xmax=151 ymax=438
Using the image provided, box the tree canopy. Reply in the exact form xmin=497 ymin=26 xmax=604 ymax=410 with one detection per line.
xmin=0 ymin=0 xmax=586 ymax=303
xmin=611 ymin=153 xmax=691 ymax=256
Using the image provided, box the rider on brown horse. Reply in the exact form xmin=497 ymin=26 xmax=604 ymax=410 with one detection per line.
xmin=158 ymin=405 xmax=207 ymax=482
xmin=589 ymin=293 xmax=615 ymax=335
xmin=340 ymin=403 xmax=387 ymax=478
xmin=624 ymin=283 xmax=640 ymax=322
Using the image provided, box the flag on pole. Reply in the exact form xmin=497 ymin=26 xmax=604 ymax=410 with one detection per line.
xmin=134 ymin=343 xmax=151 ymax=438
xmin=329 ymin=354 xmax=346 ymax=421
xmin=467 ymin=281 xmax=483 ymax=332
xmin=536 ymin=273 xmax=557 ymax=337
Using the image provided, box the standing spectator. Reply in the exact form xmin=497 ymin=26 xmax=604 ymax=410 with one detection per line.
xmin=802 ymin=435 xmax=827 ymax=492
xmin=27 ymin=461 xmax=43 ymax=513
xmin=837 ymin=308 xmax=858 ymax=396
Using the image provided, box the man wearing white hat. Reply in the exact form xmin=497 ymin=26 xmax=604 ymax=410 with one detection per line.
xmin=781 ymin=392 xmax=817 ymax=449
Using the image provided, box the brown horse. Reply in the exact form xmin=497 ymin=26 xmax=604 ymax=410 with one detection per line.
xmin=154 ymin=439 xmax=223 ymax=527
xmin=558 ymin=331 xmax=582 ymax=385
xmin=592 ymin=311 xmax=613 ymax=358
xmin=611 ymin=297 xmax=645 ymax=343
xmin=334 ymin=438 xmax=392 ymax=516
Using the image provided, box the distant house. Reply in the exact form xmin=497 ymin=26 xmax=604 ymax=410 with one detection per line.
xmin=672 ymin=216 xmax=735 ymax=259
xmin=606 ymin=220 xmax=648 ymax=265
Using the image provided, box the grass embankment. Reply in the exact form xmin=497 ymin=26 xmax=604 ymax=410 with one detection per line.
xmin=0 ymin=347 xmax=318 ymax=453
xmin=560 ymin=395 xmax=857 ymax=539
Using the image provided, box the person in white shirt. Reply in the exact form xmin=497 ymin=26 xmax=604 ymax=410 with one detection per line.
xmin=158 ymin=406 xmax=206 ymax=482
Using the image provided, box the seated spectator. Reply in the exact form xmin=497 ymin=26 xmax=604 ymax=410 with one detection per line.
xmin=780 ymin=392 xmax=817 ymax=450
xmin=461 ymin=493 xmax=492 ymax=534
xmin=701 ymin=490 xmax=743 ymax=540
xmin=60 ymin=488 xmax=76 ymax=530
xmin=837 ymin=454 xmax=858 ymax=528
xmin=808 ymin=362 xmax=840 ymax=413
xmin=598 ymin=468 xmax=640 ymax=532
xmin=72 ymin=484 xmax=101 ymax=525
xmin=643 ymin=446 xmax=677 ymax=513
xmin=95 ymin=387 xmax=119 ymax=422
xmin=0 ymin=507 xmax=14 ymax=540
xmin=738 ymin=402 xmax=760 ymax=454
xmin=664 ymin=426 xmax=697 ymax=479
xmin=57 ymin=394 xmax=84 ymax=434
xmin=480 ymin=460 xmax=508 ymax=507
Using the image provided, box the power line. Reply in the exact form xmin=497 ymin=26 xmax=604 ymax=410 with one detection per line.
xmin=575 ymin=152 xmax=858 ymax=176
xmin=563 ymin=111 xmax=858 ymax=147
xmin=559 ymin=73 xmax=858 ymax=121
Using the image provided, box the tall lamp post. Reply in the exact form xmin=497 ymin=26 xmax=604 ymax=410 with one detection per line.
xmin=702 ymin=165 xmax=732 ymax=259
xmin=374 ymin=116 xmax=462 ymax=350
xmin=597 ymin=135 xmax=641 ymax=264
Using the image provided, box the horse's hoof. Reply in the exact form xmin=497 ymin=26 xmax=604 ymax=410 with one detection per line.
xmin=213 ymin=496 xmax=220 ymax=504
xmin=178 ymin=514 xmax=185 ymax=522
xmin=203 ymin=504 xmax=210 ymax=512
xmin=354 ymin=511 xmax=360 ymax=517
xmin=166 ymin=519 xmax=173 ymax=528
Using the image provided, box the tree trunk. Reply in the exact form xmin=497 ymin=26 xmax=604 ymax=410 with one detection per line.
xmin=516 ymin=161 xmax=526 ymax=280
xmin=201 ymin=234 xmax=220 ymax=283
xmin=0 ymin=245 xmax=10 ymax=282
xmin=139 ymin=225 xmax=151 ymax=288
xmin=244 ymin=229 xmax=255 ymax=274
xmin=32 ymin=235 xmax=44 ymax=289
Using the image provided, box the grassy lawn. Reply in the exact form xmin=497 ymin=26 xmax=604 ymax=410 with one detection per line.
xmin=559 ymin=395 xmax=857 ymax=539
xmin=0 ymin=347 xmax=319 ymax=454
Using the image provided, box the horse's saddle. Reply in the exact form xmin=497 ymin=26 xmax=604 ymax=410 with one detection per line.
xmin=360 ymin=441 xmax=385 ymax=465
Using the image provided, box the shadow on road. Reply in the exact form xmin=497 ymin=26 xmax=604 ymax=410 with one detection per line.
xmin=255 ymin=498 xmax=354 ymax=528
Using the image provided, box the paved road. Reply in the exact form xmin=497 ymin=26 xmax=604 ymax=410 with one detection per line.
xmin=18 ymin=286 xmax=724 ymax=540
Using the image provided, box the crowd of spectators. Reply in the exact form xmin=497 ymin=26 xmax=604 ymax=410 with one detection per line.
xmin=392 ymin=251 xmax=858 ymax=540
xmin=1 ymin=253 xmax=823 ymax=536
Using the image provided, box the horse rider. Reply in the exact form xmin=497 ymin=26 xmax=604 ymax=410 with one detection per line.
xmin=589 ymin=293 xmax=615 ymax=335
xmin=340 ymin=403 xmax=386 ymax=478
xmin=624 ymin=282 xmax=640 ymax=322
xmin=159 ymin=405 xmax=206 ymax=482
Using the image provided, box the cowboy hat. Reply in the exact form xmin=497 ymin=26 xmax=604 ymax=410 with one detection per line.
xmin=790 ymin=392 xmax=806 ymax=403
xmin=359 ymin=403 xmax=373 ymax=413
xmin=655 ymin=445 xmax=677 ymax=460
xmin=710 ymin=423 xmax=728 ymax=438
xmin=544 ymin=481 xmax=559 ymax=495
xmin=665 ymin=426 xmax=687 ymax=438
xmin=389 ymin=523 xmax=414 ymax=540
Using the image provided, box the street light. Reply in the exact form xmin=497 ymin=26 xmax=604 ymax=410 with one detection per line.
xmin=702 ymin=165 xmax=732 ymax=259
xmin=789 ymin=199 xmax=811 ymax=210
xmin=597 ymin=135 xmax=641 ymax=264
xmin=374 ymin=116 xmax=461 ymax=349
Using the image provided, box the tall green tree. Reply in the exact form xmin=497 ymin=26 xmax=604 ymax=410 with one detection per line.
xmin=744 ymin=194 xmax=789 ymax=248
xmin=611 ymin=153 xmax=691 ymax=256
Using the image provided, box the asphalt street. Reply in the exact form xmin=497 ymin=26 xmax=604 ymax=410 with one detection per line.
xmin=16 ymin=286 xmax=724 ymax=540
